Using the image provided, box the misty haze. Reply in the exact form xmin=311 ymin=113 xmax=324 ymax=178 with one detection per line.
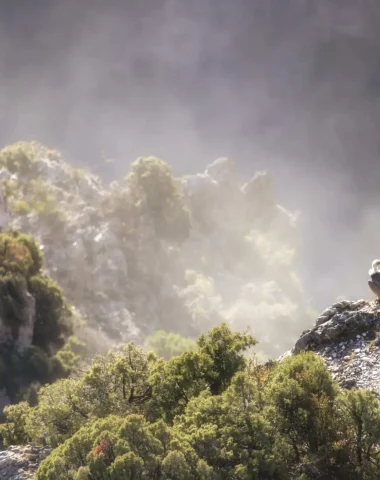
xmin=4 ymin=2 xmax=380 ymax=478
xmin=1 ymin=0 xmax=380 ymax=355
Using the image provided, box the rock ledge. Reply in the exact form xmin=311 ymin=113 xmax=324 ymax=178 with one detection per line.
xmin=283 ymin=299 xmax=380 ymax=394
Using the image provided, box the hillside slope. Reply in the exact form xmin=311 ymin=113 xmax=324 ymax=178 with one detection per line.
xmin=0 ymin=142 xmax=315 ymax=358
xmin=4 ymin=313 xmax=380 ymax=479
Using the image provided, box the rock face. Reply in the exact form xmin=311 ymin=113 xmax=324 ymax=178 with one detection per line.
xmin=0 ymin=445 xmax=51 ymax=480
xmin=0 ymin=142 xmax=315 ymax=358
xmin=284 ymin=299 xmax=380 ymax=394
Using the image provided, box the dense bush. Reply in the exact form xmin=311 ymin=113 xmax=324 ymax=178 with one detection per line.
xmin=146 ymin=330 xmax=197 ymax=359
xmin=126 ymin=156 xmax=191 ymax=243
xmin=2 ymin=323 xmax=380 ymax=479
xmin=0 ymin=143 xmax=67 ymax=229
xmin=0 ymin=141 xmax=60 ymax=178
xmin=29 ymin=274 xmax=72 ymax=351
xmin=0 ymin=230 xmax=77 ymax=404
xmin=0 ymin=142 xmax=40 ymax=177
xmin=36 ymin=415 xmax=212 ymax=480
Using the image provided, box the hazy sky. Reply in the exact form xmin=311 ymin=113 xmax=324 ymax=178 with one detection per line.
xmin=1 ymin=0 xmax=380 ymax=308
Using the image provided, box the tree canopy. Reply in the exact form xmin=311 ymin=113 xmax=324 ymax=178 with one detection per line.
xmin=0 ymin=230 xmax=81 ymax=405
xmin=2 ymin=324 xmax=380 ymax=479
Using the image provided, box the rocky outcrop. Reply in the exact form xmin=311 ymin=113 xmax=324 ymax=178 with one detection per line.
xmin=284 ymin=299 xmax=380 ymax=394
xmin=0 ymin=445 xmax=51 ymax=480
xmin=293 ymin=300 xmax=374 ymax=352
xmin=0 ymin=143 xmax=314 ymax=358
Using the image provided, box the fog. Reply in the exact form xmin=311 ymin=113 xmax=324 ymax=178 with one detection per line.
xmin=1 ymin=0 xmax=380 ymax=315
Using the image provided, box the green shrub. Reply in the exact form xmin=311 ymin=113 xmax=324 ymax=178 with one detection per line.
xmin=1 ymin=179 xmax=17 ymax=201
xmin=126 ymin=156 xmax=191 ymax=243
xmin=12 ymin=199 xmax=31 ymax=215
xmin=50 ymin=336 xmax=86 ymax=381
xmin=3 ymin=323 xmax=380 ymax=479
xmin=0 ymin=402 xmax=31 ymax=446
xmin=0 ymin=141 xmax=60 ymax=178
xmin=0 ymin=231 xmax=43 ymax=336
xmin=146 ymin=330 xmax=197 ymax=359
xmin=0 ymin=230 xmax=75 ymax=404
xmin=0 ymin=230 xmax=43 ymax=276
xmin=0 ymin=142 xmax=38 ymax=177
xmin=29 ymin=274 xmax=72 ymax=351
xmin=36 ymin=414 xmax=212 ymax=480
xmin=0 ymin=345 xmax=49 ymax=403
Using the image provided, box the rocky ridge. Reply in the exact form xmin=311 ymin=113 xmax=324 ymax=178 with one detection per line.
xmin=282 ymin=299 xmax=380 ymax=393
xmin=0 ymin=445 xmax=51 ymax=480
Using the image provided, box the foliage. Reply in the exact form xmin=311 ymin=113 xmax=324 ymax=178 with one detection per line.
xmin=264 ymin=352 xmax=339 ymax=477
xmin=0 ymin=337 xmax=82 ymax=408
xmin=0 ymin=142 xmax=317 ymax=364
xmin=175 ymin=270 xmax=224 ymax=331
xmin=149 ymin=323 xmax=257 ymax=422
xmin=0 ymin=402 xmax=31 ymax=446
xmin=0 ymin=230 xmax=76 ymax=405
xmin=19 ymin=343 xmax=160 ymax=446
xmin=50 ymin=336 xmax=87 ymax=380
xmin=173 ymin=374 xmax=283 ymax=479
xmin=7 ymin=324 xmax=254 ymax=446
xmin=0 ymin=141 xmax=60 ymax=177
xmin=0 ymin=144 xmax=379 ymax=478
xmin=336 ymin=389 xmax=380 ymax=478
xmin=197 ymin=322 xmax=257 ymax=395
xmin=2 ymin=324 xmax=380 ymax=479
xmin=29 ymin=274 xmax=72 ymax=351
xmin=23 ymin=179 xmax=67 ymax=223
xmin=0 ymin=229 xmax=42 ymax=278
xmin=7 ymin=178 xmax=68 ymax=230
xmin=0 ymin=230 xmax=72 ymax=348
xmin=146 ymin=330 xmax=197 ymax=359
xmin=36 ymin=415 xmax=213 ymax=480
xmin=0 ymin=143 xmax=67 ymax=226
xmin=12 ymin=199 xmax=31 ymax=215
xmin=0 ymin=142 xmax=40 ymax=177
xmin=126 ymin=156 xmax=191 ymax=242
xmin=0 ymin=230 xmax=43 ymax=338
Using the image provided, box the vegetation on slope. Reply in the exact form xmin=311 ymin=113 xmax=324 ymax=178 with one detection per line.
xmin=1 ymin=323 xmax=380 ymax=479
xmin=0 ymin=230 xmax=82 ymax=405
xmin=0 ymin=141 xmax=315 ymax=359
xmin=145 ymin=330 xmax=197 ymax=360
xmin=0 ymin=142 xmax=345 ymax=479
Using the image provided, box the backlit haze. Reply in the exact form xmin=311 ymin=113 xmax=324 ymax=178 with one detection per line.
xmin=1 ymin=0 xmax=380 ymax=313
